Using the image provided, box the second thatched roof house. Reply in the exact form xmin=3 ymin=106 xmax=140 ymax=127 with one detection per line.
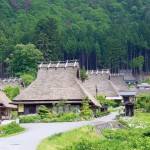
xmin=13 ymin=60 xmax=101 ymax=115
xmin=82 ymin=70 xmax=122 ymax=100
xmin=0 ymin=90 xmax=17 ymax=120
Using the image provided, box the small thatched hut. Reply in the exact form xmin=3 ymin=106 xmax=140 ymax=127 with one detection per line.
xmin=82 ymin=70 xmax=122 ymax=100
xmin=0 ymin=90 xmax=17 ymax=120
xmin=13 ymin=60 xmax=101 ymax=115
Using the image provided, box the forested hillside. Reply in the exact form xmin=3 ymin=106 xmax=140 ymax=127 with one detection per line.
xmin=0 ymin=0 xmax=150 ymax=77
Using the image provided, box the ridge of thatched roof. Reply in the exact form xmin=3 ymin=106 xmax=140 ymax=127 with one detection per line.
xmin=0 ymin=90 xmax=17 ymax=108
xmin=14 ymin=62 xmax=100 ymax=107
xmin=38 ymin=60 xmax=79 ymax=69
xmin=82 ymin=73 xmax=120 ymax=98
xmin=0 ymin=77 xmax=23 ymax=89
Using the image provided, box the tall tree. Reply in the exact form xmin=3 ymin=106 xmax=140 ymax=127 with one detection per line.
xmin=6 ymin=44 xmax=43 ymax=76
xmin=34 ymin=17 xmax=62 ymax=61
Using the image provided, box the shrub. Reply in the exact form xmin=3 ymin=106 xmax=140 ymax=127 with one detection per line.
xmin=19 ymin=114 xmax=41 ymax=123
xmin=3 ymin=85 xmax=20 ymax=100
xmin=38 ymin=105 xmax=51 ymax=119
xmin=21 ymin=74 xmax=35 ymax=87
xmin=136 ymin=94 xmax=150 ymax=112
xmin=96 ymin=111 xmax=109 ymax=117
xmin=59 ymin=112 xmax=79 ymax=122
xmin=80 ymin=67 xmax=88 ymax=82
xmin=0 ymin=122 xmax=25 ymax=137
xmin=80 ymin=98 xmax=93 ymax=120
xmin=65 ymin=139 xmax=94 ymax=150
xmin=95 ymin=95 xmax=121 ymax=108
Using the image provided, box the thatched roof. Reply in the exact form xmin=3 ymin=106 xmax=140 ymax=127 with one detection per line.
xmin=0 ymin=78 xmax=24 ymax=89
xmin=110 ymin=75 xmax=129 ymax=91
xmin=0 ymin=90 xmax=17 ymax=109
xmin=14 ymin=61 xmax=101 ymax=107
xmin=120 ymin=70 xmax=136 ymax=81
xmin=82 ymin=72 xmax=121 ymax=99
xmin=136 ymin=89 xmax=150 ymax=95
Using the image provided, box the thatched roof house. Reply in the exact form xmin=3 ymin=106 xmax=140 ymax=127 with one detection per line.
xmin=0 ymin=90 xmax=17 ymax=120
xmin=82 ymin=70 xmax=122 ymax=100
xmin=13 ymin=60 xmax=100 ymax=115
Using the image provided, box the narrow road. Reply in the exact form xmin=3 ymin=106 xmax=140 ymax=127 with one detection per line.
xmin=0 ymin=112 xmax=118 ymax=150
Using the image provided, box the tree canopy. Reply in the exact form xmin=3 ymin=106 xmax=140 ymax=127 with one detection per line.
xmin=0 ymin=0 xmax=150 ymax=77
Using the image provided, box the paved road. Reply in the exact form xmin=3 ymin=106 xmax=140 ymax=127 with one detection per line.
xmin=0 ymin=112 xmax=118 ymax=150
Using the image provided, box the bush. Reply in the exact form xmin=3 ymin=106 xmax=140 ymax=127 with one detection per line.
xmin=59 ymin=112 xmax=79 ymax=122
xmin=0 ymin=122 xmax=25 ymax=137
xmin=19 ymin=114 xmax=41 ymax=123
xmin=136 ymin=94 xmax=150 ymax=112
xmin=3 ymin=85 xmax=20 ymax=100
xmin=21 ymin=74 xmax=35 ymax=87
xmin=80 ymin=67 xmax=88 ymax=82
xmin=96 ymin=111 xmax=109 ymax=117
xmin=80 ymin=98 xmax=93 ymax=120
xmin=95 ymin=95 xmax=121 ymax=108
xmin=65 ymin=139 xmax=94 ymax=150
xmin=38 ymin=105 xmax=51 ymax=119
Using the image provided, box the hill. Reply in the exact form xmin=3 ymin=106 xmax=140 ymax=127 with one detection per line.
xmin=0 ymin=0 xmax=150 ymax=76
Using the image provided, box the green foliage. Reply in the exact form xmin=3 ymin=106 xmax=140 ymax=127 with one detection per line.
xmin=80 ymin=98 xmax=93 ymax=119
xmin=38 ymin=105 xmax=51 ymax=119
xmin=130 ymin=55 xmax=144 ymax=69
xmin=19 ymin=114 xmax=41 ymax=123
xmin=0 ymin=122 xmax=25 ymax=137
xmin=136 ymin=94 xmax=150 ymax=112
xmin=80 ymin=67 xmax=88 ymax=82
xmin=59 ymin=112 xmax=79 ymax=122
xmin=65 ymin=139 xmax=93 ymax=150
xmin=144 ymin=78 xmax=150 ymax=84
xmin=6 ymin=44 xmax=43 ymax=77
xmin=21 ymin=74 xmax=35 ymax=87
xmin=3 ymin=85 xmax=20 ymax=100
xmin=95 ymin=95 xmax=120 ymax=107
xmin=96 ymin=111 xmax=109 ymax=117
xmin=0 ymin=1 xmax=150 ymax=75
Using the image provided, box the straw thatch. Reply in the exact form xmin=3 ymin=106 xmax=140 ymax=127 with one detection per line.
xmin=14 ymin=61 xmax=101 ymax=107
xmin=0 ymin=90 xmax=17 ymax=109
xmin=82 ymin=72 xmax=120 ymax=99
xmin=0 ymin=78 xmax=24 ymax=89
xmin=110 ymin=75 xmax=129 ymax=91
xmin=136 ymin=89 xmax=150 ymax=95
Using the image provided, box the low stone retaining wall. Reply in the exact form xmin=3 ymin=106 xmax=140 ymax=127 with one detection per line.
xmin=94 ymin=121 xmax=125 ymax=131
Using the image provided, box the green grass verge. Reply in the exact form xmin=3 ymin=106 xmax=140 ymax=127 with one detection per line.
xmin=0 ymin=122 xmax=26 ymax=137
xmin=36 ymin=125 xmax=100 ymax=150
xmin=135 ymin=111 xmax=150 ymax=124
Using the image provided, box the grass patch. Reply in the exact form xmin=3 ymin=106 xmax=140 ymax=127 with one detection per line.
xmin=135 ymin=111 xmax=150 ymax=124
xmin=0 ymin=122 xmax=25 ymax=137
xmin=36 ymin=125 xmax=100 ymax=150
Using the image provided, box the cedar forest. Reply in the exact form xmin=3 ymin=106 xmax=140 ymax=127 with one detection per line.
xmin=0 ymin=0 xmax=150 ymax=77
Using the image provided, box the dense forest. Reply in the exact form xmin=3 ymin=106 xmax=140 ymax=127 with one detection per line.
xmin=0 ymin=0 xmax=150 ymax=77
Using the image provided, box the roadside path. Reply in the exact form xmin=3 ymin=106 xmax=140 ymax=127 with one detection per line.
xmin=0 ymin=112 xmax=118 ymax=150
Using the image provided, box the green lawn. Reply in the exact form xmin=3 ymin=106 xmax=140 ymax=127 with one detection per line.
xmin=37 ymin=125 xmax=100 ymax=150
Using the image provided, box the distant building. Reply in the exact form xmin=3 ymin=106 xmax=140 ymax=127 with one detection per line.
xmin=13 ymin=60 xmax=101 ymax=115
xmin=136 ymin=83 xmax=150 ymax=95
xmin=83 ymin=70 xmax=122 ymax=100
